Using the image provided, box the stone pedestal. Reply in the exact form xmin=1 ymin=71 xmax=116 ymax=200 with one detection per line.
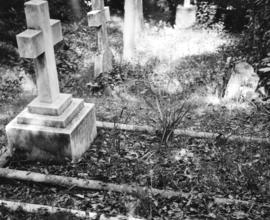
xmin=6 ymin=96 xmax=97 ymax=161
xmin=175 ymin=5 xmax=196 ymax=29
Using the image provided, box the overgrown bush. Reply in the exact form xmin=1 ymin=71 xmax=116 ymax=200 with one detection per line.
xmin=0 ymin=0 xmax=90 ymax=46
xmin=196 ymin=0 xmax=270 ymax=58
xmin=196 ymin=1 xmax=217 ymax=27
xmin=0 ymin=69 xmax=22 ymax=102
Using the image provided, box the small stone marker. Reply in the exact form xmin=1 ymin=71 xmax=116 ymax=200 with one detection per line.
xmin=87 ymin=0 xmax=113 ymax=77
xmin=175 ymin=0 xmax=196 ymax=29
xmin=224 ymin=62 xmax=259 ymax=100
xmin=6 ymin=0 xmax=97 ymax=161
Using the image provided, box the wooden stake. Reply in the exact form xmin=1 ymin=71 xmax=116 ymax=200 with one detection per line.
xmin=1 ymin=168 xmax=269 ymax=209
xmin=96 ymin=121 xmax=270 ymax=145
xmin=0 ymin=199 xmax=97 ymax=219
xmin=0 ymin=168 xmax=189 ymax=199
xmin=0 ymin=199 xmax=144 ymax=219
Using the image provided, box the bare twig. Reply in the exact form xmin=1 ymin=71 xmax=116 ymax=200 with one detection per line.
xmin=0 ymin=199 xmax=97 ymax=219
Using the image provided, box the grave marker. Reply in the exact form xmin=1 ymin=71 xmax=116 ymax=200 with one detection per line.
xmin=6 ymin=0 xmax=97 ymax=161
xmin=175 ymin=0 xmax=196 ymax=29
xmin=87 ymin=0 xmax=112 ymax=77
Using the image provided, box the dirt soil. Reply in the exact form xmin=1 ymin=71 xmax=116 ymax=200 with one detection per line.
xmin=0 ymin=128 xmax=269 ymax=219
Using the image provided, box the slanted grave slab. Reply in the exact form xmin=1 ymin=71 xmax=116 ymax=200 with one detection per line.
xmin=6 ymin=0 xmax=97 ymax=162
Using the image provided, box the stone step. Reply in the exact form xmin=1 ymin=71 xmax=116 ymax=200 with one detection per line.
xmin=17 ymin=98 xmax=84 ymax=128
xmin=28 ymin=93 xmax=72 ymax=116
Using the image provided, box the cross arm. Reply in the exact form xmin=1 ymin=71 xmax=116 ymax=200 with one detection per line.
xmin=104 ymin=7 xmax=110 ymax=22
xmin=16 ymin=29 xmax=44 ymax=59
xmin=16 ymin=19 xmax=63 ymax=59
xmin=50 ymin=19 xmax=63 ymax=45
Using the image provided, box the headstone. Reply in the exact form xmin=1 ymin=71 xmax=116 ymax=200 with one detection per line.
xmin=175 ymin=0 xmax=196 ymax=29
xmin=87 ymin=0 xmax=113 ymax=77
xmin=224 ymin=62 xmax=259 ymax=100
xmin=6 ymin=0 xmax=97 ymax=161
xmin=134 ymin=0 xmax=144 ymax=36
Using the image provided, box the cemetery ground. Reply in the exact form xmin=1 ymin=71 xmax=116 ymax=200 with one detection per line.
xmin=0 ymin=16 xmax=270 ymax=219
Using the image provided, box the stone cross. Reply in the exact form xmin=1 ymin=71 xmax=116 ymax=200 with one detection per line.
xmin=16 ymin=0 xmax=62 ymax=104
xmin=7 ymin=0 xmax=97 ymax=162
xmin=87 ymin=0 xmax=112 ymax=77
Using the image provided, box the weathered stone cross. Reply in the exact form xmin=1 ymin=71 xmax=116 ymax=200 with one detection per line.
xmin=7 ymin=0 xmax=97 ymax=161
xmin=16 ymin=0 xmax=64 ymax=106
xmin=87 ymin=0 xmax=113 ymax=77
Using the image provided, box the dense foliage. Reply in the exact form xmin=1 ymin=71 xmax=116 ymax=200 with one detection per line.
xmin=0 ymin=0 xmax=90 ymax=45
xmin=244 ymin=0 xmax=270 ymax=58
xmin=195 ymin=0 xmax=270 ymax=57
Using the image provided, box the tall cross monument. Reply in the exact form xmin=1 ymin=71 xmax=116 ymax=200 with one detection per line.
xmin=87 ymin=0 xmax=113 ymax=77
xmin=6 ymin=0 xmax=97 ymax=161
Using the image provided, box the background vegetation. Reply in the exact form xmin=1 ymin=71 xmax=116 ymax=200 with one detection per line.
xmin=1 ymin=1 xmax=270 ymax=219
xmin=1 ymin=0 xmax=270 ymax=58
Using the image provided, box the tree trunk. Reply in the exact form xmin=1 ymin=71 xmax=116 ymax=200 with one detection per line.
xmin=0 ymin=199 xmax=97 ymax=219
xmin=123 ymin=0 xmax=143 ymax=61
xmin=123 ymin=0 xmax=136 ymax=61
xmin=135 ymin=0 xmax=144 ymax=35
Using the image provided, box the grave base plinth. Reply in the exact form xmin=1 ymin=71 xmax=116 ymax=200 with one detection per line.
xmin=6 ymin=101 xmax=97 ymax=162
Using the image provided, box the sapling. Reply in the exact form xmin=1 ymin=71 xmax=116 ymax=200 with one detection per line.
xmin=144 ymin=84 xmax=190 ymax=145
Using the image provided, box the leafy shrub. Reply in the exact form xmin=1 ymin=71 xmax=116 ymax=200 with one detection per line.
xmin=47 ymin=0 xmax=90 ymax=22
xmin=144 ymin=83 xmax=190 ymax=146
xmin=196 ymin=1 xmax=217 ymax=27
xmin=0 ymin=69 xmax=22 ymax=102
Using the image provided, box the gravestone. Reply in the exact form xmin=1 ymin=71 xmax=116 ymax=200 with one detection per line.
xmin=224 ymin=62 xmax=259 ymax=100
xmin=175 ymin=0 xmax=196 ymax=29
xmin=87 ymin=0 xmax=113 ymax=77
xmin=6 ymin=0 xmax=97 ymax=161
